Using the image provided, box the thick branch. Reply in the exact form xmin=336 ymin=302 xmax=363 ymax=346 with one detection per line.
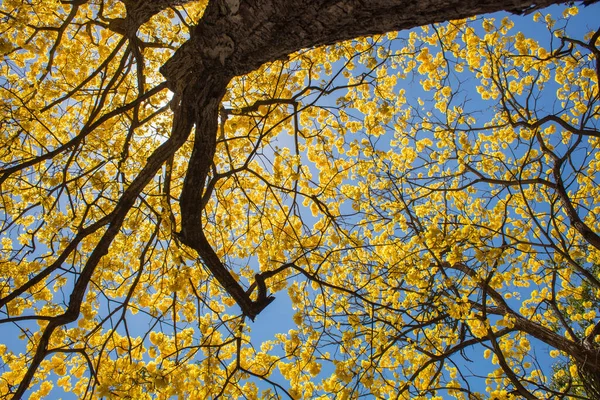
xmin=176 ymin=73 xmax=274 ymax=321
xmin=109 ymin=0 xmax=196 ymax=35
xmin=161 ymin=0 xmax=570 ymax=88
xmin=448 ymin=261 xmax=600 ymax=374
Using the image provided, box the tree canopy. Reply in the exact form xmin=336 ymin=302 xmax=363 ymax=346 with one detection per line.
xmin=1 ymin=0 xmax=600 ymax=398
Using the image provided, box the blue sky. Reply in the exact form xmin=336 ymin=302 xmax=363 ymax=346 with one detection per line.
xmin=2 ymin=2 xmax=600 ymax=398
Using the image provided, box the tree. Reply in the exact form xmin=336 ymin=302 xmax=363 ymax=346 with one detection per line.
xmin=1 ymin=0 xmax=599 ymax=398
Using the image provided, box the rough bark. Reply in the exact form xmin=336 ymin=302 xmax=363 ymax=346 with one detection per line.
xmin=161 ymin=0 xmax=572 ymax=85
